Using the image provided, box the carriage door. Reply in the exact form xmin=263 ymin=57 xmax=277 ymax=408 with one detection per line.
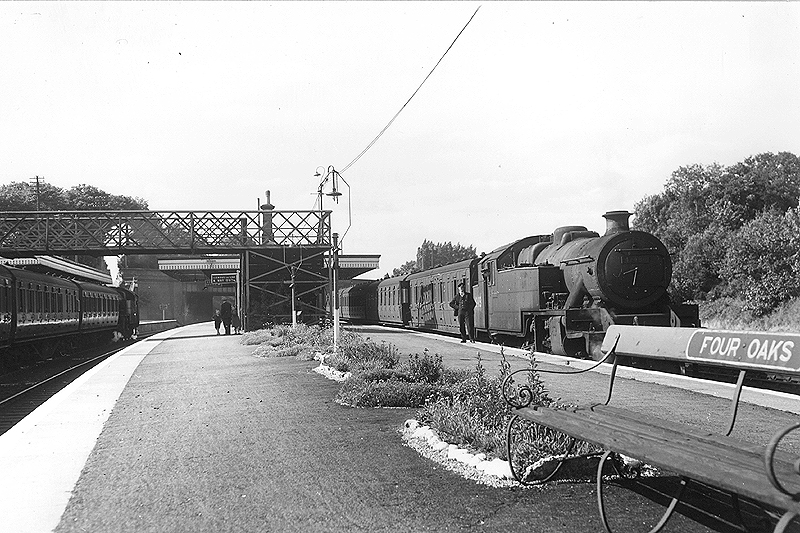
xmin=481 ymin=261 xmax=494 ymax=331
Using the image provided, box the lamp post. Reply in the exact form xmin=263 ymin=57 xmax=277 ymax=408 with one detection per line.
xmin=314 ymin=166 xmax=350 ymax=354
xmin=332 ymin=233 xmax=340 ymax=352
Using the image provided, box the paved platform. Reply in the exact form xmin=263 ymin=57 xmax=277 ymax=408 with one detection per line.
xmin=2 ymin=323 xmax=799 ymax=532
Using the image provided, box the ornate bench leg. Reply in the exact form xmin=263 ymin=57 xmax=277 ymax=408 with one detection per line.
xmin=505 ymin=414 xmax=576 ymax=485
xmin=774 ymin=511 xmax=799 ymax=533
xmin=596 ymin=450 xmax=688 ymax=533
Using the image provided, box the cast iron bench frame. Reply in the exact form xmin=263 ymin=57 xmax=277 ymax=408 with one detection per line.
xmin=503 ymin=325 xmax=800 ymax=533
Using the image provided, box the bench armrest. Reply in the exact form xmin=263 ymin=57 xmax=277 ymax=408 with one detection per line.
xmin=502 ymin=334 xmax=621 ymax=409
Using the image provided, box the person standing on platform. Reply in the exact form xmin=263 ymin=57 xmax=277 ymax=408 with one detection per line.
xmin=231 ymin=308 xmax=241 ymax=334
xmin=213 ymin=310 xmax=222 ymax=335
xmin=220 ymin=299 xmax=233 ymax=335
xmin=449 ymin=282 xmax=476 ymax=343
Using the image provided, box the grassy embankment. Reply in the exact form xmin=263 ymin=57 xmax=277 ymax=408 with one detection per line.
xmin=241 ymin=323 xmax=593 ymax=476
xmin=700 ymin=297 xmax=800 ymax=332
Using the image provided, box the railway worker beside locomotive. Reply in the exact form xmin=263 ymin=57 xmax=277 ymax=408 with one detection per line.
xmin=450 ymin=282 xmax=476 ymax=343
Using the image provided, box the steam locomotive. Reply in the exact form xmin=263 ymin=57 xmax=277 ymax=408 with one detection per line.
xmin=339 ymin=211 xmax=698 ymax=359
xmin=0 ymin=263 xmax=139 ymax=369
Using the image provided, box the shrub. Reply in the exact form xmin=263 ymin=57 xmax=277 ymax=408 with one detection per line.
xmin=396 ymin=349 xmax=443 ymax=383
xmin=337 ymin=376 xmax=446 ymax=408
xmin=244 ymin=323 xmax=335 ymax=360
xmin=416 ymin=350 xmax=591 ymax=467
xmin=325 ymin=335 xmax=399 ymax=373
xmin=720 ymin=208 xmax=800 ymax=316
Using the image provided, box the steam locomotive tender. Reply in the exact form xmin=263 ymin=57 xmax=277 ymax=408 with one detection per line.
xmin=340 ymin=211 xmax=698 ymax=360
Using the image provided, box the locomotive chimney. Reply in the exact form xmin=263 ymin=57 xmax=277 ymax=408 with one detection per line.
xmin=603 ymin=210 xmax=631 ymax=235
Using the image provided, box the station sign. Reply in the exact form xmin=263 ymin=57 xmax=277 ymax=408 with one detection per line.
xmin=686 ymin=330 xmax=800 ymax=372
xmin=210 ymin=273 xmax=237 ymax=285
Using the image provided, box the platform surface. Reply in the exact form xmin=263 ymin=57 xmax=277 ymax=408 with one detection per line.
xmin=3 ymin=323 xmax=800 ymax=532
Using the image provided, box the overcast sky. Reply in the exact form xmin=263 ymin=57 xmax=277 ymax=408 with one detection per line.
xmin=2 ymin=2 xmax=799 ymax=277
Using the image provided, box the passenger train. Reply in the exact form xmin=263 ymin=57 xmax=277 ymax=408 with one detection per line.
xmin=339 ymin=211 xmax=699 ymax=360
xmin=0 ymin=263 xmax=139 ymax=370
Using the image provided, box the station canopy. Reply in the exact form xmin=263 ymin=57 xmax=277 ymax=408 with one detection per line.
xmin=0 ymin=255 xmax=113 ymax=284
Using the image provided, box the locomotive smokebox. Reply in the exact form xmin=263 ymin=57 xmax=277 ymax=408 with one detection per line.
xmin=602 ymin=211 xmax=631 ymax=235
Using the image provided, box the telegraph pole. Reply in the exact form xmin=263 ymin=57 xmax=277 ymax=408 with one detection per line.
xmin=29 ymin=175 xmax=44 ymax=211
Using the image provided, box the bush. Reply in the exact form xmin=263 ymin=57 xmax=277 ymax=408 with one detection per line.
xmin=395 ymin=349 xmax=443 ymax=383
xmin=243 ymin=323 xmax=334 ymax=360
xmin=719 ymin=208 xmax=800 ymax=316
xmin=337 ymin=376 xmax=446 ymax=408
xmin=416 ymin=350 xmax=593 ymax=468
xmin=325 ymin=335 xmax=399 ymax=373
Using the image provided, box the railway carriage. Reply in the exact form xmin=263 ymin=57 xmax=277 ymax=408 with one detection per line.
xmin=0 ymin=266 xmax=16 ymax=345
xmin=11 ymin=268 xmax=81 ymax=343
xmin=376 ymin=275 xmax=410 ymax=326
xmin=0 ymin=264 xmax=140 ymax=358
xmin=75 ymin=281 xmax=123 ymax=333
xmin=407 ymin=258 xmax=478 ymax=335
xmin=339 ymin=281 xmax=379 ymax=323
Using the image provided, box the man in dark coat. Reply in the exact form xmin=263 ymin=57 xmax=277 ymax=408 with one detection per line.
xmin=449 ymin=283 xmax=476 ymax=343
xmin=220 ymin=299 xmax=233 ymax=335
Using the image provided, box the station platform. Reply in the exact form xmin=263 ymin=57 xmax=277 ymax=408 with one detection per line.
xmin=2 ymin=324 xmax=800 ymax=533
xmin=138 ymin=319 xmax=179 ymax=335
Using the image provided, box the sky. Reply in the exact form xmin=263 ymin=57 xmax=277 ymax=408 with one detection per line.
xmin=1 ymin=2 xmax=799 ymax=278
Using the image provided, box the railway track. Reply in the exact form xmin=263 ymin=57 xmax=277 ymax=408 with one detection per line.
xmin=0 ymin=337 xmax=147 ymax=436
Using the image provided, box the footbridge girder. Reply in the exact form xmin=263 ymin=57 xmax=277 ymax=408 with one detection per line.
xmin=0 ymin=210 xmax=331 ymax=256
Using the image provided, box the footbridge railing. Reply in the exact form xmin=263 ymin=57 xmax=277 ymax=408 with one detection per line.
xmin=0 ymin=210 xmax=332 ymax=256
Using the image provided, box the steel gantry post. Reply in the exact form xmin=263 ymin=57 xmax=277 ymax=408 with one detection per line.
xmin=332 ymin=232 xmax=340 ymax=353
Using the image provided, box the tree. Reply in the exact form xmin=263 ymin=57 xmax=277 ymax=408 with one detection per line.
xmin=719 ymin=208 xmax=800 ymax=315
xmin=634 ymin=151 xmax=800 ymax=309
xmin=0 ymin=181 xmax=150 ymax=270
xmin=392 ymin=260 xmax=417 ymax=277
xmin=63 ymin=184 xmax=147 ymax=211
xmin=389 ymin=240 xmax=477 ymax=276
xmin=0 ymin=181 xmax=148 ymax=211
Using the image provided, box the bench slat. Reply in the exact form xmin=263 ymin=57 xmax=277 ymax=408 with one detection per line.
xmin=515 ymin=405 xmax=800 ymax=512
xmin=582 ymin=406 xmax=800 ymax=486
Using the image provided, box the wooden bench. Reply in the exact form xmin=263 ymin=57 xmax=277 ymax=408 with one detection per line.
xmin=503 ymin=325 xmax=800 ymax=533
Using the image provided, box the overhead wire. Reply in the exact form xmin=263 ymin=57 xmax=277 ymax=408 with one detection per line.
xmin=339 ymin=5 xmax=481 ymax=174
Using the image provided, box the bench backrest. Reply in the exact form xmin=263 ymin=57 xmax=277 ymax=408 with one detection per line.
xmin=602 ymin=325 xmax=800 ymax=377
